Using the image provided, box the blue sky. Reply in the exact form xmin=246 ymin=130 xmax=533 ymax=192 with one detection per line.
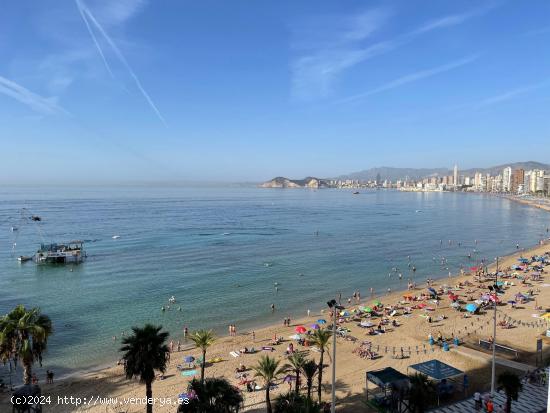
xmin=1 ymin=0 xmax=549 ymax=183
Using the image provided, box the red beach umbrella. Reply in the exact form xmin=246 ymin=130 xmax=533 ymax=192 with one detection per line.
xmin=295 ymin=326 xmax=307 ymax=334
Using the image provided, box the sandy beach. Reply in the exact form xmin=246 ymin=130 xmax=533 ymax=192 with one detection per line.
xmin=2 ymin=230 xmax=550 ymax=412
xmin=503 ymin=194 xmax=550 ymax=213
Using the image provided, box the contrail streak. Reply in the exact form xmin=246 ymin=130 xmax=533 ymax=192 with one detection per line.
xmin=75 ymin=0 xmax=167 ymax=126
xmin=0 ymin=75 xmax=69 ymax=115
xmin=76 ymin=0 xmax=114 ymax=78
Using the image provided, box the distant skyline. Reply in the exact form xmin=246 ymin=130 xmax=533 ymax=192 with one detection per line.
xmin=1 ymin=1 xmax=550 ymax=184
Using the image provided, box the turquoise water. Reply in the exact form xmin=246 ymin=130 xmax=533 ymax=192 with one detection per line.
xmin=0 ymin=188 xmax=548 ymax=375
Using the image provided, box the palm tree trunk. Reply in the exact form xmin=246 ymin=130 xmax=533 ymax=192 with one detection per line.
xmin=506 ymin=394 xmax=511 ymax=413
xmin=317 ymin=350 xmax=324 ymax=403
xmin=145 ymin=380 xmax=153 ymax=413
xmin=265 ymin=386 xmax=272 ymax=413
xmin=295 ymin=370 xmax=300 ymax=394
xmin=307 ymin=379 xmax=312 ymax=400
xmin=23 ymin=361 xmax=32 ymax=385
xmin=200 ymin=349 xmax=206 ymax=385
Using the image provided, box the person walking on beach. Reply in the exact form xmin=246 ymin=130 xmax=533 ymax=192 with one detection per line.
xmin=252 ymin=331 xmax=255 ymax=341
xmin=183 ymin=326 xmax=188 ymax=339
xmin=169 ymin=340 xmax=174 ymax=352
xmin=307 ymin=309 xmax=311 ymax=317
xmin=177 ymin=340 xmax=181 ymax=352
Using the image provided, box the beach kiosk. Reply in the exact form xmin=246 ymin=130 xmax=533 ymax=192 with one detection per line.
xmin=366 ymin=367 xmax=410 ymax=412
xmin=407 ymin=360 xmax=464 ymax=405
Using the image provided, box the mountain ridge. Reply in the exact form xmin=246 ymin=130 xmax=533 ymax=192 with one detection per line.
xmin=336 ymin=161 xmax=550 ymax=182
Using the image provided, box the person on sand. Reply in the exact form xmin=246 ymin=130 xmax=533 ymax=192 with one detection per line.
xmin=252 ymin=330 xmax=255 ymax=341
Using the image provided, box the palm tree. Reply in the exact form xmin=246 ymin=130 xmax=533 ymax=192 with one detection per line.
xmin=309 ymin=328 xmax=332 ymax=403
xmin=253 ymin=354 xmax=285 ymax=413
xmin=179 ymin=377 xmax=243 ymax=412
xmin=120 ymin=324 xmax=169 ymax=413
xmin=301 ymin=360 xmax=318 ymax=401
xmin=189 ymin=329 xmax=215 ymax=385
xmin=408 ymin=373 xmax=435 ymax=413
xmin=285 ymin=352 xmax=307 ymax=394
xmin=497 ymin=371 xmax=523 ymax=413
xmin=0 ymin=305 xmax=52 ymax=384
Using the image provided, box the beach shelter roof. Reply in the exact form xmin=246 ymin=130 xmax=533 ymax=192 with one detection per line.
xmin=367 ymin=367 xmax=409 ymax=388
xmin=408 ymin=359 xmax=463 ymax=381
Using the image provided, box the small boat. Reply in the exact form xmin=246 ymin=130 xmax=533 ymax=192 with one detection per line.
xmin=352 ymin=191 xmax=360 ymax=195
xmin=18 ymin=256 xmax=32 ymax=262
xmin=11 ymin=226 xmax=18 ymax=232
xmin=112 ymin=235 xmax=121 ymax=239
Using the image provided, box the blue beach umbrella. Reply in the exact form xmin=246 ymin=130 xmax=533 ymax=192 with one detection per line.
xmin=317 ymin=319 xmax=327 ymax=324
xmin=465 ymin=303 xmax=478 ymax=313
xmin=184 ymin=356 xmax=195 ymax=363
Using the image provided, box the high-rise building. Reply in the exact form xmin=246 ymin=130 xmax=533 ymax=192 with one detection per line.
xmin=502 ymin=167 xmax=512 ymax=192
xmin=511 ymin=169 xmax=524 ymax=193
xmin=474 ymin=172 xmax=483 ymax=190
xmin=453 ymin=164 xmax=458 ymax=187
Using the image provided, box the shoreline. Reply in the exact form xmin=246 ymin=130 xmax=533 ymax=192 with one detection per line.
xmin=4 ymin=239 xmax=548 ymax=377
xmin=2 ymin=199 xmax=549 ymax=411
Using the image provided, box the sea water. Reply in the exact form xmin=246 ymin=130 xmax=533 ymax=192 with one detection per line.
xmin=0 ymin=187 xmax=548 ymax=374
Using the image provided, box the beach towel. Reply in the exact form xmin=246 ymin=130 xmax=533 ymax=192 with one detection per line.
xmin=230 ymin=351 xmax=240 ymax=358
xmin=262 ymin=346 xmax=274 ymax=351
xmin=181 ymin=370 xmax=197 ymax=377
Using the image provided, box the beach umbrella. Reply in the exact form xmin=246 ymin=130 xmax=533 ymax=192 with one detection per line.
xmin=507 ymin=300 xmax=516 ymax=305
xmin=317 ymin=319 xmax=327 ymax=324
xmin=295 ymin=326 xmax=307 ymax=334
xmin=362 ymin=306 xmax=373 ymax=313
xmin=465 ymin=303 xmax=478 ymax=313
xmin=340 ymin=311 xmax=350 ymax=317
xmin=311 ymin=324 xmax=320 ymax=330
xmin=417 ymin=303 xmax=427 ymax=309
xmin=283 ymin=375 xmax=295 ymax=383
xmin=183 ymin=356 xmax=195 ymax=363
xmin=372 ymin=300 xmax=382 ymax=306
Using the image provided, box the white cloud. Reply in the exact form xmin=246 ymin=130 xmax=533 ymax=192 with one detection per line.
xmin=290 ymin=9 xmax=390 ymax=101
xmin=87 ymin=0 xmax=146 ymax=26
xmin=336 ymin=55 xmax=479 ymax=104
xmin=291 ymin=5 xmax=495 ymax=101
xmin=474 ymin=80 xmax=550 ymax=108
